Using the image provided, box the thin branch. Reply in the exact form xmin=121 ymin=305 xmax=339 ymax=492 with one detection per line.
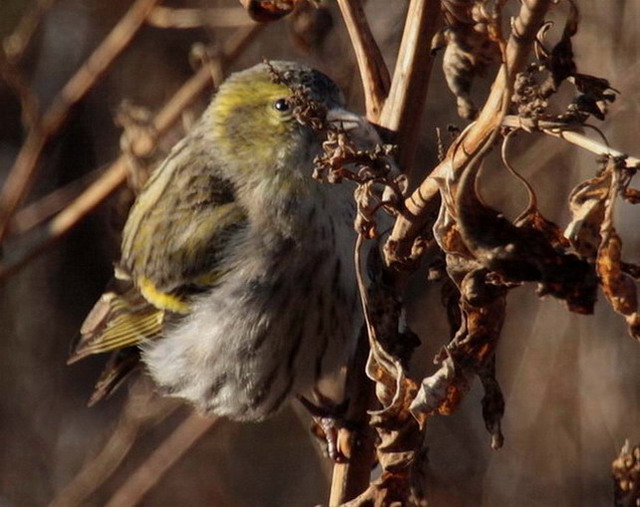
xmin=336 ymin=0 xmax=390 ymax=120
xmin=51 ymin=381 xmax=178 ymax=507
xmin=105 ymin=413 xmax=220 ymax=507
xmin=0 ymin=0 xmax=162 ymax=244
xmin=502 ymin=115 xmax=640 ymax=167
xmin=9 ymin=167 xmax=102 ymax=236
xmin=329 ymin=1 xmax=440 ymax=503
xmin=147 ymin=6 xmax=255 ymax=29
xmin=2 ymin=0 xmax=58 ymax=63
xmin=385 ymin=0 xmax=555 ymax=266
xmin=328 ymin=329 xmax=377 ymax=505
xmin=378 ymin=0 xmax=441 ymax=175
xmin=0 ymin=50 xmax=39 ymax=127
xmin=0 ymin=24 xmax=263 ymax=283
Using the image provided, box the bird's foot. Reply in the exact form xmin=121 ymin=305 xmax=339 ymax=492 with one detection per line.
xmin=298 ymin=390 xmax=351 ymax=463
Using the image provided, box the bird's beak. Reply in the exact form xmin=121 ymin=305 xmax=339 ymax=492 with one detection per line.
xmin=326 ymin=107 xmax=364 ymax=131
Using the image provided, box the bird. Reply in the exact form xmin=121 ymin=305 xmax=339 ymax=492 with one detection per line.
xmin=69 ymin=61 xmax=378 ymax=422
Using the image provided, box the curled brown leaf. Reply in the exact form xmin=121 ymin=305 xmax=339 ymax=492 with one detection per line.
xmin=238 ymin=0 xmax=299 ymax=22
xmin=435 ymin=0 xmax=502 ymax=119
xmin=565 ymin=167 xmax=611 ymax=259
xmin=596 ymin=160 xmax=640 ymax=340
xmin=612 ymin=440 xmax=640 ymax=507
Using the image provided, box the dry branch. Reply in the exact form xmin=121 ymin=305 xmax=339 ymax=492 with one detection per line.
xmin=147 ymin=6 xmax=255 ymax=29
xmin=502 ymin=115 xmax=640 ymax=167
xmin=9 ymin=167 xmax=102 ymax=235
xmin=328 ymin=1 xmax=441 ymax=503
xmin=0 ymin=0 xmax=162 ymax=243
xmin=378 ymin=0 xmax=441 ymax=174
xmin=105 ymin=413 xmax=220 ymax=507
xmin=51 ymin=381 xmax=178 ymax=507
xmin=328 ymin=331 xmax=377 ymax=506
xmin=334 ymin=1 xmax=557 ymax=504
xmin=385 ymin=0 xmax=555 ymax=267
xmin=0 ymin=24 xmax=263 ymax=282
xmin=336 ymin=0 xmax=390 ymax=120
xmin=0 ymin=49 xmax=39 ymax=128
xmin=2 ymin=0 xmax=58 ymax=63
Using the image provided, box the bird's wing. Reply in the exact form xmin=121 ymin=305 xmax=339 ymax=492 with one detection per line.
xmin=67 ymin=273 xmax=159 ymax=403
xmin=68 ymin=272 xmax=163 ymax=361
xmin=121 ymin=134 xmax=247 ymax=306
xmin=69 ymin=133 xmax=246 ymax=401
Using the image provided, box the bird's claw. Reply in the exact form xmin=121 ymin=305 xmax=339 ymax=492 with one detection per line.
xmin=298 ymin=391 xmax=351 ymax=463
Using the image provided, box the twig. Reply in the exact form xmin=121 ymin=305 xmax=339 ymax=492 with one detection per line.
xmin=502 ymin=115 xmax=640 ymax=167
xmin=105 ymin=413 xmax=220 ymax=507
xmin=329 ymin=1 xmax=440 ymax=503
xmin=8 ymin=166 xmax=102 ymax=236
xmin=0 ymin=24 xmax=263 ymax=283
xmin=336 ymin=0 xmax=390 ymax=120
xmin=378 ymin=0 xmax=441 ymax=175
xmin=0 ymin=0 xmax=162 ymax=244
xmin=147 ymin=6 xmax=255 ymax=29
xmin=2 ymin=0 xmax=58 ymax=63
xmin=0 ymin=50 xmax=39 ymax=128
xmin=51 ymin=380 xmax=178 ymax=507
xmin=385 ymin=0 xmax=555 ymax=266
xmin=328 ymin=329 xmax=377 ymax=506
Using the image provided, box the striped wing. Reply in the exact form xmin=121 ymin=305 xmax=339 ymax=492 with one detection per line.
xmin=121 ymin=134 xmax=245 ymax=297
xmin=70 ymin=130 xmax=246 ymax=402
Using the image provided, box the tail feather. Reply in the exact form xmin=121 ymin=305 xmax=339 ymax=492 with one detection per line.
xmin=69 ymin=286 xmax=164 ymax=364
xmin=87 ymin=348 xmax=141 ymax=406
xmin=69 ymin=276 xmax=166 ymax=405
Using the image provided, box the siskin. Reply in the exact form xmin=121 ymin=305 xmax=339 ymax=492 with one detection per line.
xmin=70 ymin=61 xmax=376 ymax=421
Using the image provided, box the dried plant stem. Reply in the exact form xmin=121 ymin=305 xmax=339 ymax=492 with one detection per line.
xmin=502 ymin=115 xmax=640 ymax=167
xmin=328 ymin=329 xmax=377 ymax=506
xmin=0 ymin=0 xmax=162 ymax=244
xmin=0 ymin=50 xmax=39 ymax=127
xmin=378 ymin=0 xmax=441 ymax=175
xmin=105 ymin=413 xmax=220 ymax=507
xmin=9 ymin=167 xmax=102 ymax=236
xmin=0 ymin=24 xmax=263 ymax=283
xmin=2 ymin=0 xmax=58 ymax=62
xmin=51 ymin=415 xmax=141 ymax=507
xmin=336 ymin=0 xmax=390 ymax=119
xmin=329 ymin=1 xmax=441 ymax=503
xmin=385 ymin=0 xmax=555 ymax=265
xmin=51 ymin=381 xmax=178 ymax=507
xmin=147 ymin=6 xmax=255 ymax=29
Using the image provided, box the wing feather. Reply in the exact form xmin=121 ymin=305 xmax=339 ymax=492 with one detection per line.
xmin=70 ymin=128 xmax=246 ymax=403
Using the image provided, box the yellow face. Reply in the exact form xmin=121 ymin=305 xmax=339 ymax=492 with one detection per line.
xmin=209 ymin=79 xmax=304 ymax=160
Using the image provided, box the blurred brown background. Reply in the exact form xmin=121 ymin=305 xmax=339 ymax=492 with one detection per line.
xmin=1 ymin=1 xmax=639 ymax=505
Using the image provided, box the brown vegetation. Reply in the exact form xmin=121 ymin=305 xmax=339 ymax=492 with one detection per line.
xmin=1 ymin=1 xmax=639 ymax=505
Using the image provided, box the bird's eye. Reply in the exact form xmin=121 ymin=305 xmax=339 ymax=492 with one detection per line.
xmin=273 ymin=98 xmax=291 ymax=113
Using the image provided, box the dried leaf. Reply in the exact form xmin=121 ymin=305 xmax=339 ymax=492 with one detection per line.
xmin=515 ymin=208 xmax=570 ymax=250
xmin=288 ymin=2 xmax=332 ymax=52
xmin=420 ymin=153 xmax=509 ymax=434
xmin=478 ymin=358 xmax=505 ymax=450
xmin=593 ymin=158 xmax=640 ymax=339
xmin=565 ymin=168 xmax=611 ymax=259
xmin=536 ymin=0 xmax=578 ymax=97
xmin=612 ymin=440 xmax=640 ymax=507
xmin=437 ymin=1 xmax=502 ymax=119
xmin=570 ymin=73 xmax=619 ymax=121
xmin=115 ymin=100 xmax=158 ymax=193
xmin=454 ymin=139 xmax=598 ymax=313
xmin=354 ymin=272 xmax=427 ymax=506
xmin=239 ymin=0 xmax=299 ymax=22
xmin=411 ymin=274 xmax=506 ymax=423
xmin=597 ymin=223 xmax=640 ymax=339
xmin=622 ymin=187 xmax=640 ymax=204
